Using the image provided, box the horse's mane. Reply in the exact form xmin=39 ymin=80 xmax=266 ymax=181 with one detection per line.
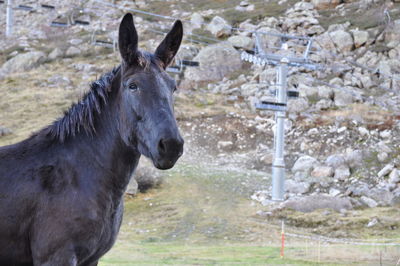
xmin=48 ymin=66 xmax=121 ymax=142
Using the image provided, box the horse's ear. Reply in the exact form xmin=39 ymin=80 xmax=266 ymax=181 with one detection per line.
xmin=118 ymin=13 xmax=139 ymax=65
xmin=155 ymin=20 xmax=183 ymax=68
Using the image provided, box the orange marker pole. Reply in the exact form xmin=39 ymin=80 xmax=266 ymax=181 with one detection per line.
xmin=280 ymin=220 xmax=285 ymax=258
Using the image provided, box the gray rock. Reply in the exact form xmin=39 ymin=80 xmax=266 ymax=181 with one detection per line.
xmin=311 ymin=166 xmax=334 ymax=177
xmin=206 ymin=16 xmax=231 ymax=38
xmin=1 ymin=51 xmax=46 ymax=74
xmin=48 ymin=75 xmax=72 ymax=87
xmin=366 ymin=217 xmax=379 ymax=227
xmin=285 ymin=179 xmax=310 ymax=194
xmin=389 ymin=169 xmax=400 ymax=184
xmin=334 ymin=165 xmax=351 ymax=180
xmin=360 ymin=196 xmax=378 ymax=208
xmin=134 ymin=160 xmax=164 ymax=192
xmin=329 ymin=188 xmax=341 ymax=197
xmin=311 ymin=0 xmax=341 ymax=9
xmin=227 ymin=35 xmax=254 ymax=50
xmin=288 ymin=98 xmax=309 ymax=113
xmin=334 ymin=88 xmax=354 ymax=106
xmin=368 ymin=188 xmax=394 ymax=206
xmin=190 ymin=12 xmax=204 ymax=29
xmin=329 ymin=30 xmax=354 ymax=52
xmin=184 ymin=42 xmax=242 ymax=84
xmin=377 ymin=152 xmax=388 ymax=162
xmin=126 ymin=178 xmax=139 ymax=195
xmin=391 ymin=188 xmax=400 ymax=206
xmin=65 ymin=47 xmax=81 ymax=57
xmin=0 ymin=126 xmax=12 ymax=137
xmin=315 ymin=99 xmax=332 ymax=110
xmin=350 ymin=29 xmax=369 ymax=48
xmin=326 ymin=154 xmax=346 ymax=168
xmin=378 ymin=164 xmax=394 ymax=178
xmin=292 ymin=155 xmax=318 ymax=173
xmin=282 ymin=195 xmax=353 ymax=212
xmin=69 ymin=39 xmax=83 ymax=46
xmin=358 ymin=127 xmax=369 ymax=136
xmin=217 ymin=140 xmax=234 ymax=151
xmin=48 ymin=48 xmax=64 ymax=60
xmin=344 ymin=149 xmax=363 ymax=168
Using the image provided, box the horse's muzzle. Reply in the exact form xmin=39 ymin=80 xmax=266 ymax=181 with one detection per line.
xmin=154 ymin=136 xmax=184 ymax=170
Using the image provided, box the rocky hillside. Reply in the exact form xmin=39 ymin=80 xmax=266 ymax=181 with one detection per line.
xmin=1 ymin=0 xmax=400 ymax=215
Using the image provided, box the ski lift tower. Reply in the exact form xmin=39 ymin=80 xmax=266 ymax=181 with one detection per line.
xmin=241 ymin=31 xmax=318 ymax=201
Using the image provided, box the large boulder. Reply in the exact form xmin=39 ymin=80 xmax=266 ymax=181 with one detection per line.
xmin=0 ymin=51 xmax=46 ymax=75
xmin=329 ymin=30 xmax=354 ymax=52
xmin=206 ymin=16 xmax=231 ymax=38
xmin=282 ymin=195 xmax=353 ymax=212
xmin=184 ymin=42 xmax=242 ymax=84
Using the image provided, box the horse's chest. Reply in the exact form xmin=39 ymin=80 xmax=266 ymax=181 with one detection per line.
xmin=89 ymin=200 xmax=124 ymax=260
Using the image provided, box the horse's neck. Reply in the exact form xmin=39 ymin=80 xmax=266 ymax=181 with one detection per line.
xmin=74 ymin=102 xmax=140 ymax=200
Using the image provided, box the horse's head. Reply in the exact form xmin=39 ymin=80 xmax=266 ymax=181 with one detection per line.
xmin=117 ymin=13 xmax=184 ymax=170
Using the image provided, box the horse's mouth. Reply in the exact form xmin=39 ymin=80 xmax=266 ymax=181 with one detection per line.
xmin=153 ymin=155 xmax=181 ymax=170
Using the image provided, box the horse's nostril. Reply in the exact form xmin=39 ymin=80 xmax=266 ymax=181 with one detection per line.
xmin=158 ymin=139 xmax=167 ymax=154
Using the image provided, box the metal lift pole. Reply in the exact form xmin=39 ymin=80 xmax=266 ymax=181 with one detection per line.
xmin=272 ymin=57 xmax=288 ymax=201
xmin=6 ymin=0 xmax=13 ymax=37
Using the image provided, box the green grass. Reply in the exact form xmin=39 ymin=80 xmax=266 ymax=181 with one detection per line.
xmin=100 ymin=242 xmax=326 ymax=265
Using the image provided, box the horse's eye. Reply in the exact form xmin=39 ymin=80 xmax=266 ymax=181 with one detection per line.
xmin=128 ymin=83 xmax=138 ymax=91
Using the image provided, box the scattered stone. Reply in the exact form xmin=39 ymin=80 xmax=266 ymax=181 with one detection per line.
xmin=217 ymin=140 xmax=234 ymax=151
xmin=65 ymin=46 xmax=81 ymax=57
xmin=48 ymin=47 xmax=64 ymax=60
xmin=326 ymin=154 xmax=346 ymax=168
xmin=282 ymin=195 xmax=353 ymax=212
xmin=334 ymin=165 xmax=351 ymax=180
xmin=333 ymin=88 xmax=354 ymax=106
xmin=285 ymin=179 xmax=311 ymax=194
xmin=227 ymin=35 xmax=254 ymax=50
xmin=316 ymin=99 xmax=332 ymax=110
xmin=206 ymin=16 xmax=231 ymax=38
xmin=311 ymin=0 xmax=341 ymax=9
xmin=350 ymin=29 xmax=369 ymax=48
xmin=366 ymin=217 xmax=379 ymax=227
xmin=184 ymin=42 xmax=242 ymax=84
xmin=329 ymin=188 xmax=341 ymax=197
xmin=329 ymin=30 xmax=354 ymax=52
xmin=126 ymin=178 xmax=139 ymax=196
xmin=0 ymin=126 xmax=12 ymax=137
xmin=292 ymin=155 xmax=318 ymax=173
xmin=345 ymin=149 xmax=363 ymax=168
xmin=358 ymin=127 xmax=369 ymax=136
xmin=380 ymin=130 xmax=391 ymax=139
xmin=288 ymin=98 xmax=309 ymax=113
xmin=378 ymin=164 xmax=394 ymax=178
xmin=377 ymin=152 xmax=388 ymax=162
xmin=311 ymin=166 xmax=334 ymax=177
xmin=134 ymin=160 xmax=163 ymax=192
xmin=391 ymin=188 xmax=400 ymax=206
xmin=389 ymin=169 xmax=400 ymax=184
xmin=360 ymin=196 xmax=378 ymax=208
xmin=69 ymin=39 xmax=83 ymax=46
xmin=190 ymin=12 xmax=204 ymax=29
xmin=0 ymin=51 xmax=46 ymax=74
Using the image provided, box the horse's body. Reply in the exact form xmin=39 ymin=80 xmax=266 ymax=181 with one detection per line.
xmin=0 ymin=14 xmax=183 ymax=265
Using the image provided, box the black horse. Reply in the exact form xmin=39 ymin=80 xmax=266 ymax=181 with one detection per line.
xmin=0 ymin=13 xmax=184 ymax=265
